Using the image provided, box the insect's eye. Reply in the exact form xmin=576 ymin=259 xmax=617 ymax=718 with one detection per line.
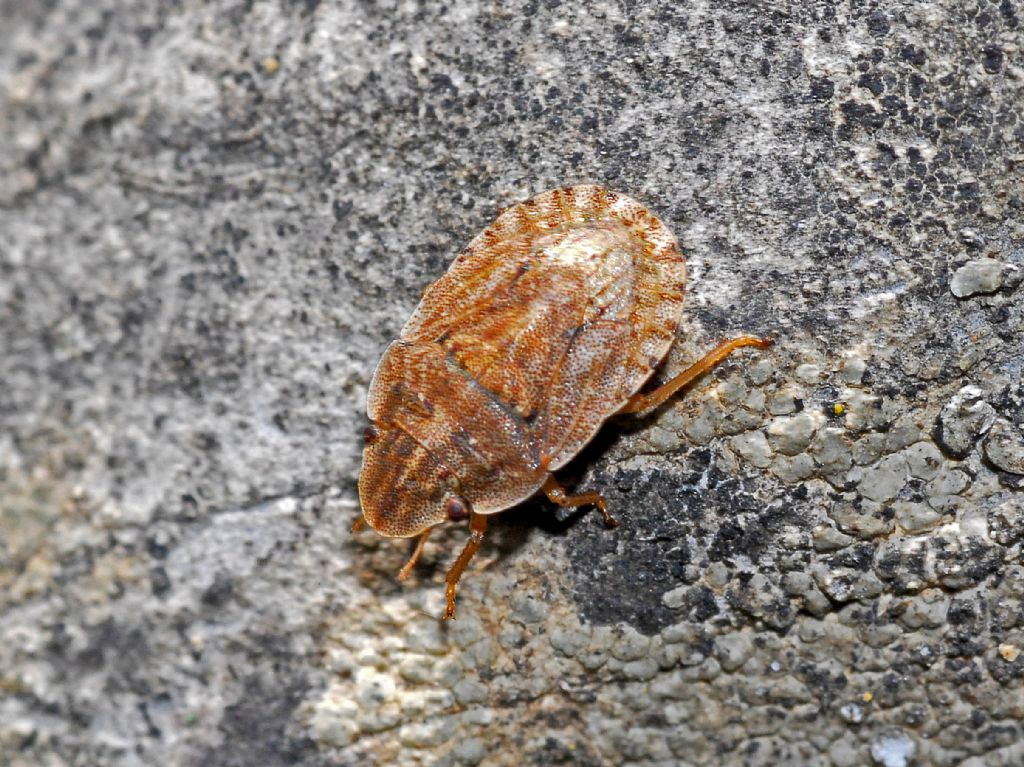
xmin=363 ymin=425 xmax=380 ymax=445
xmin=444 ymin=496 xmax=469 ymax=522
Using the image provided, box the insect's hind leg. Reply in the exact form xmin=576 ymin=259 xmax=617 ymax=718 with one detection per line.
xmin=542 ymin=475 xmax=619 ymax=528
xmin=444 ymin=512 xmax=488 ymax=620
xmin=619 ymin=335 xmax=773 ymax=415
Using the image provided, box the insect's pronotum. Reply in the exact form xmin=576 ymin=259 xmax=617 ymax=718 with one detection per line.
xmin=354 ymin=185 xmax=771 ymax=619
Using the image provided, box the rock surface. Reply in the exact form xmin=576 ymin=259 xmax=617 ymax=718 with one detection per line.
xmin=949 ymin=257 xmax=1015 ymax=298
xmin=2 ymin=1 xmax=1023 ymax=766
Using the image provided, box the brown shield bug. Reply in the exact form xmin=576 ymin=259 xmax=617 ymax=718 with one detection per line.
xmin=354 ymin=185 xmax=771 ymax=619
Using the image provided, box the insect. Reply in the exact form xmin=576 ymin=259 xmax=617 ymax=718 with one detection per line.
xmin=354 ymin=185 xmax=771 ymax=619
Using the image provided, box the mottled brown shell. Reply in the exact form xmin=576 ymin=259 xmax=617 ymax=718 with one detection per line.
xmin=360 ymin=185 xmax=686 ymax=537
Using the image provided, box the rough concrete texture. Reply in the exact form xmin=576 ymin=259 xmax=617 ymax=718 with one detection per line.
xmin=2 ymin=0 xmax=1023 ymax=765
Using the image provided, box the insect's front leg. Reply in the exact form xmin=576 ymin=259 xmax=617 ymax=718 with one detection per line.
xmin=398 ymin=528 xmax=434 ymax=581
xmin=444 ymin=511 xmax=488 ymax=620
xmin=542 ymin=475 xmax=619 ymax=528
xmin=619 ymin=335 xmax=773 ymax=415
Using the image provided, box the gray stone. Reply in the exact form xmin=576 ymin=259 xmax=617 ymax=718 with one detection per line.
xmin=451 ymin=678 xmax=488 ymax=707
xmin=812 ymin=565 xmax=885 ymax=603
xmin=622 ymin=657 xmax=660 ymax=681
xmin=984 ymin=418 xmax=1024 ymax=475
xmin=451 ymin=737 xmax=488 ymax=764
xmin=730 ymin=430 xmax=773 ymax=468
xmin=644 ymin=424 xmax=685 ymax=453
xmin=768 ymin=387 xmax=802 ymax=416
xmin=746 ymin=359 xmax=774 ymax=387
xmin=610 ymin=624 xmax=652 ymax=661
xmin=884 ymin=414 xmax=924 ymax=453
xmin=949 ymin=258 xmax=1013 ymax=297
xmin=549 ymin=627 xmax=590 ymax=658
xmin=400 ymin=719 xmax=455 ymax=748
xmin=990 ymin=499 xmax=1024 ymax=546
xmin=681 ymin=397 xmax=724 ymax=445
xmin=857 ymin=454 xmax=908 ymax=503
xmin=903 ymin=441 xmax=945 ymax=480
xmin=766 ymin=412 xmax=819 ymax=455
xmin=794 ymin=363 xmax=822 ymax=384
xmin=661 ymin=584 xmax=690 ymax=609
xmin=510 ymin=591 xmax=546 ymax=624
xmin=576 ymin=626 xmax=614 ymax=671
xmin=809 ymin=427 xmax=854 ymax=476
xmin=397 ymin=655 xmax=435 ymax=684
xmin=771 ymin=453 xmax=817 ymax=483
xmin=839 ymin=355 xmax=867 ymax=385
xmin=934 ymin=385 xmax=997 ymax=457
xmin=705 ymin=562 xmax=731 ymax=589
xmin=812 ymin=524 xmax=856 ymax=552
xmin=355 ymin=667 xmax=397 ymax=707
xmin=780 ymin=571 xmax=812 ymax=596
xmin=893 ymin=592 xmax=949 ymax=630
xmin=893 ymin=501 xmax=943 ymax=534
xmin=870 ymin=730 xmax=916 ymax=767
xmin=829 ymin=733 xmax=868 ymax=767
xmin=924 ymin=467 xmax=971 ymax=510
xmin=802 ymin=586 xmax=834 ymax=618
xmin=743 ymin=388 xmax=767 ymax=412
xmin=719 ymin=405 xmax=765 ymax=435
xmin=845 ymin=391 xmax=890 ymax=432
xmin=716 ymin=375 xmax=749 ymax=406
xmin=839 ymin=702 xmax=864 ymax=724
xmin=853 ymin=433 xmax=888 ymax=466
xmin=831 ymin=498 xmax=895 ymax=539
xmin=715 ymin=633 xmax=754 ymax=672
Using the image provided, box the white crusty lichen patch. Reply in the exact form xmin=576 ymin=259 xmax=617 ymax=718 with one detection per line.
xmin=312 ymin=543 xmax=1016 ymax=766
xmin=311 ymin=333 xmax=1024 ymax=765
xmin=646 ymin=349 xmax=991 ymax=543
xmin=312 ymin=550 xmax=623 ymax=765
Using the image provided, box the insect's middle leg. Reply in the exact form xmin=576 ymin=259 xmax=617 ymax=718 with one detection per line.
xmin=542 ymin=475 xmax=619 ymax=528
xmin=619 ymin=335 xmax=773 ymax=415
xmin=444 ymin=511 xmax=488 ymax=621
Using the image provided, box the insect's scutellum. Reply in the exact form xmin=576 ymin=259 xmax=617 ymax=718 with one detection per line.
xmin=355 ymin=185 xmax=771 ymax=619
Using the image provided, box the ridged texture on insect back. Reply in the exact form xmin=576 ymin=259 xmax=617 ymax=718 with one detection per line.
xmin=360 ymin=424 xmax=464 ymax=538
xmin=360 ymin=185 xmax=686 ymax=537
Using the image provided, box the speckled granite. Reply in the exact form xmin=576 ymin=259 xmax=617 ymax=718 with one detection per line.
xmin=1 ymin=1 xmax=1023 ymax=765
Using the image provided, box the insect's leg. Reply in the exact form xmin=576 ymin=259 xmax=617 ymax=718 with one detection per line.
xmin=397 ymin=528 xmax=433 ymax=582
xmin=444 ymin=512 xmax=488 ymax=621
xmin=542 ymin=475 xmax=619 ymax=528
xmin=619 ymin=335 xmax=773 ymax=415
xmin=351 ymin=516 xmax=367 ymax=533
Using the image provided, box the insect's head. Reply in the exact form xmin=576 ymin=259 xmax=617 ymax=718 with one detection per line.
xmin=358 ymin=422 xmax=469 ymax=537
